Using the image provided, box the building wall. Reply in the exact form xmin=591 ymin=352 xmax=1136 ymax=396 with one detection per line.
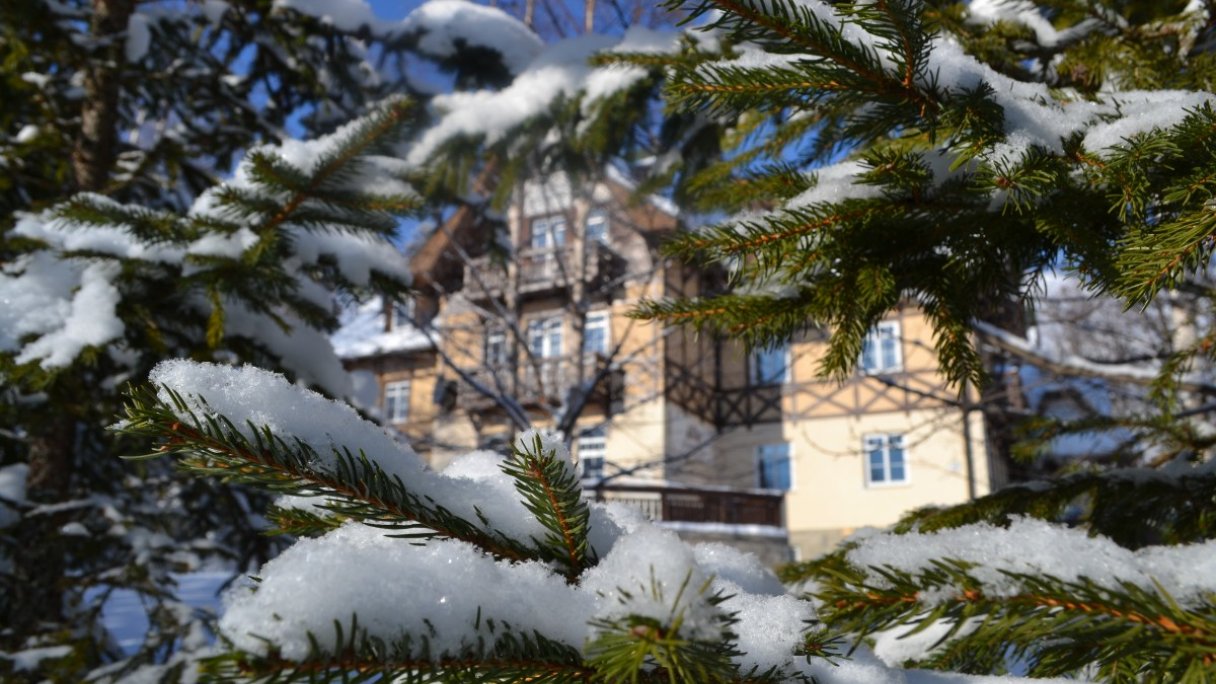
xmin=344 ymin=351 xmax=440 ymax=459
xmin=783 ymin=408 xmax=988 ymax=559
xmin=343 ymin=177 xmax=992 ymax=564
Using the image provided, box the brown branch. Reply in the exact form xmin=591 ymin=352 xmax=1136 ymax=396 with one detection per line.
xmin=72 ymin=0 xmax=136 ymax=192
xmin=525 ymin=457 xmax=584 ymax=578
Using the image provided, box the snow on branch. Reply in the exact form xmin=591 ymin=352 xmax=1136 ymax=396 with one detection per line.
xmin=117 ymin=359 xmax=1066 ymax=682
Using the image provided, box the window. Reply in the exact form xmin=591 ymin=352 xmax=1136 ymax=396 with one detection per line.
xmin=756 ymin=443 xmax=792 ymax=490
xmin=578 ymin=427 xmax=606 ymax=480
xmin=530 ymin=215 xmax=567 ymax=250
xmin=527 ymin=317 xmax=563 ymax=358
xmin=384 ymin=380 xmax=411 ymax=423
xmin=750 ymin=344 xmax=790 ymax=385
xmin=861 ymin=321 xmax=901 ymax=373
xmin=391 ymin=298 xmax=415 ymax=329
xmin=583 ymin=311 xmax=610 ymax=355
xmin=864 ymin=434 xmax=907 ymax=485
xmin=585 ymin=209 xmax=609 ymax=244
xmin=485 ymin=330 xmax=508 ymax=367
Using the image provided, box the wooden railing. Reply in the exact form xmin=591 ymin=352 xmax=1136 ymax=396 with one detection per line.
xmin=462 ymin=242 xmax=622 ymax=298
xmin=585 ymin=483 xmax=784 ymax=528
xmin=457 ymin=354 xmax=615 ymax=410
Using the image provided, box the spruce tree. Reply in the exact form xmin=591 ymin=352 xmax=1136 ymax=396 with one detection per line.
xmin=34 ymin=0 xmax=1216 ymax=680
xmin=1 ymin=2 xmax=557 ymax=679
xmin=1 ymin=97 xmax=422 ymax=682
xmin=626 ymin=0 xmax=1216 ymax=680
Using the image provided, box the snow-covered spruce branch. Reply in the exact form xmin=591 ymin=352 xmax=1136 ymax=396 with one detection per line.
xmin=800 ymin=518 xmax=1216 ymax=680
xmin=118 ymin=383 xmax=547 ymax=567
xmin=886 ymin=462 xmax=1216 ymax=548
xmin=114 ymin=360 xmax=837 ymax=682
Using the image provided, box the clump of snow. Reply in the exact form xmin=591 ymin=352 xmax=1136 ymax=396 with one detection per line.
xmin=787 ymin=160 xmax=885 ymax=208
xmin=871 ymin=618 xmax=981 ymax=667
xmin=726 ymin=592 xmax=816 ymax=674
xmin=150 ymin=360 xmax=427 ymax=482
xmin=125 ymin=13 xmax=151 ymax=62
xmin=200 ymin=0 xmax=229 ymax=25
xmin=693 ymin=542 xmax=785 ymax=596
xmin=15 ymin=125 xmax=39 ymax=143
xmin=20 ymin=72 xmax=50 ymax=88
xmin=10 ymin=260 xmax=124 ymax=369
xmin=966 ymin=0 xmax=1101 ymax=49
xmin=0 ymin=464 xmax=29 ymax=528
xmin=150 ymin=361 xmax=545 ymax=543
xmin=0 ymin=645 xmax=73 ymax=673
xmin=581 ymin=525 xmax=725 ymax=639
xmin=220 ymin=524 xmax=593 ymax=659
xmin=408 ymin=27 xmax=680 ymax=166
xmin=847 ymin=517 xmax=1216 ymax=606
xmin=13 ymin=205 xmax=183 ymax=263
xmin=223 ymin=301 xmax=354 ymax=397
xmin=514 ymin=427 xmax=572 ymax=465
xmin=399 ymin=0 xmax=542 ymax=75
xmin=1080 ymin=90 xmax=1214 ymax=154
xmin=185 ymin=228 xmax=258 ymax=259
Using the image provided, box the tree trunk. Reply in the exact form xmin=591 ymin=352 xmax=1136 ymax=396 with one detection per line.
xmin=71 ymin=0 xmax=136 ymax=192
xmin=5 ymin=0 xmax=135 ymax=656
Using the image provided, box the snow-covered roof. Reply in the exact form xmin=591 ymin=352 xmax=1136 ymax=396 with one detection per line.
xmin=330 ymin=296 xmax=434 ymax=360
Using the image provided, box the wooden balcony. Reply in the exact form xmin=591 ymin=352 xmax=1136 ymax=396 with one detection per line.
xmin=462 ymin=242 xmax=623 ymax=300
xmin=456 ymin=354 xmax=618 ymax=411
xmin=585 ymin=482 xmax=784 ymax=528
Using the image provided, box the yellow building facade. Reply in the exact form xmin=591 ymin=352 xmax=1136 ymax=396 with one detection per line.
xmin=337 ymin=173 xmax=1000 ymax=562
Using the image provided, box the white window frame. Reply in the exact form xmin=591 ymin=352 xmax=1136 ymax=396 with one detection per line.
xmin=756 ymin=442 xmax=793 ymax=491
xmin=583 ymin=311 xmax=611 ymax=356
xmin=527 ymin=316 xmax=563 ymax=359
xmin=530 ymin=215 xmax=567 ymax=250
xmin=383 ymin=380 xmax=411 ymax=423
xmin=578 ymin=427 xmax=607 ymax=481
xmin=750 ymin=344 xmax=790 ymax=385
xmin=860 ymin=321 xmax=902 ymax=374
xmin=585 ymin=208 xmax=610 ymax=245
xmin=485 ymin=329 xmax=508 ymax=367
xmin=863 ymin=433 xmax=909 ymax=487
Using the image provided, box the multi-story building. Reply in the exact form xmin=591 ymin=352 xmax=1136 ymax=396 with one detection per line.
xmin=335 ymin=171 xmax=1001 ymax=563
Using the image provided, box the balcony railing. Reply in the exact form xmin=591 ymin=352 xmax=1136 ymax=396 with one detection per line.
xmin=584 ymin=482 xmax=784 ymax=528
xmin=462 ymin=242 xmax=622 ymax=299
xmin=456 ymin=354 xmax=616 ymax=411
